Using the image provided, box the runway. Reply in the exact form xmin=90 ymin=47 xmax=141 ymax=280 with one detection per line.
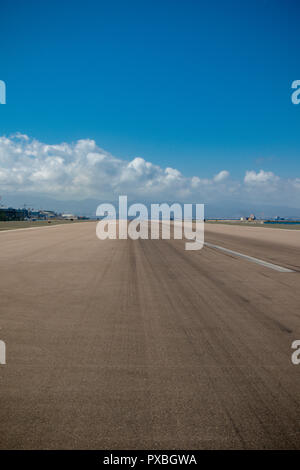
xmin=0 ymin=221 xmax=300 ymax=449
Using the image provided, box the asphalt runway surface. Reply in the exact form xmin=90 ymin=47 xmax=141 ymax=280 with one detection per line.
xmin=0 ymin=221 xmax=300 ymax=449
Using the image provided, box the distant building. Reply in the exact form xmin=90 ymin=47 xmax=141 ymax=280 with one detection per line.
xmin=0 ymin=207 xmax=28 ymax=221
xmin=29 ymin=210 xmax=58 ymax=220
xmin=40 ymin=210 xmax=57 ymax=219
xmin=29 ymin=210 xmax=42 ymax=219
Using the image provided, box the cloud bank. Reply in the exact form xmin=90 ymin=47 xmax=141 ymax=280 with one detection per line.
xmin=0 ymin=133 xmax=299 ymax=209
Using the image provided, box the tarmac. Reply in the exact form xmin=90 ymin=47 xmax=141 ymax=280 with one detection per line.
xmin=0 ymin=221 xmax=299 ymax=449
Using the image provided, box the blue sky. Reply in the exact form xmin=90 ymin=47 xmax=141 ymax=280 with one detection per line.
xmin=0 ymin=0 xmax=300 ymax=211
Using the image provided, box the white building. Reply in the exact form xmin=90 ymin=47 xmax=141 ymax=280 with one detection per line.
xmin=62 ymin=214 xmax=77 ymax=220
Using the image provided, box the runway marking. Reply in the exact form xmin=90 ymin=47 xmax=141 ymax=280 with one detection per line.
xmin=204 ymin=242 xmax=295 ymax=273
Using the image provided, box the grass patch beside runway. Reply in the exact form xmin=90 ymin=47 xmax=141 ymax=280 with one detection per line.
xmin=205 ymin=221 xmax=300 ymax=229
xmin=0 ymin=219 xmax=91 ymax=231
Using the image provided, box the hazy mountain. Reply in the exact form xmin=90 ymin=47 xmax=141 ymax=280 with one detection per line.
xmin=2 ymin=193 xmax=300 ymax=220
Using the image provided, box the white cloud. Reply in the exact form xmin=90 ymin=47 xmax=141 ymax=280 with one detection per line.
xmin=214 ymin=170 xmax=230 ymax=182
xmin=1 ymin=134 xmax=300 ymax=208
xmin=244 ymin=169 xmax=279 ymax=184
xmin=0 ymin=134 xmax=226 ymax=201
